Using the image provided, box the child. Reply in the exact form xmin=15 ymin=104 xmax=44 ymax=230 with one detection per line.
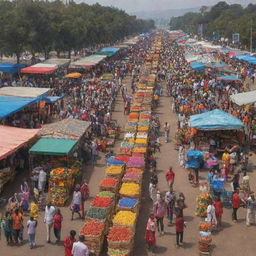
xmin=175 ymin=214 xmax=186 ymax=248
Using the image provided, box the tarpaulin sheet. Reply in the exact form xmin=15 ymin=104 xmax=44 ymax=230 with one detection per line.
xmin=21 ymin=63 xmax=58 ymax=74
xmin=0 ymin=87 xmax=49 ymax=98
xmin=101 ymin=47 xmax=120 ymax=53
xmin=236 ymin=55 xmax=256 ymax=64
xmin=186 ymin=150 xmax=204 ymax=169
xmin=29 ymin=138 xmax=77 ymax=155
xmin=190 ymin=62 xmax=205 ymax=70
xmin=190 ymin=109 xmax=243 ymax=130
xmin=0 ymin=63 xmax=25 ymax=73
xmin=42 ymin=96 xmax=63 ymax=104
xmin=230 ymin=90 xmax=256 ymax=106
xmin=0 ymin=125 xmax=39 ymax=160
xmin=0 ymin=96 xmax=38 ymax=118
xmin=217 ymin=75 xmax=241 ymax=82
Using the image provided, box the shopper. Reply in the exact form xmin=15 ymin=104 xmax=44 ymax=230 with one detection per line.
xmin=64 ymin=230 xmax=77 ymax=256
xmin=232 ymin=189 xmax=240 ymax=223
xmin=145 ymin=213 xmax=156 ymax=253
xmin=153 ymin=196 xmax=167 ymax=235
xmin=213 ymin=196 xmax=223 ymax=228
xmin=11 ymin=209 xmax=23 ymax=244
xmin=44 ymin=202 xmax=55 ymax=243
xmin=53 ymin=208 xmax=63 ymax=243
xmin=27 ymin=216 xmax=37 ymax=249
xmin=246 ymin=192 xmax=256 ymax=226
xmin=38 ymin=169 xmax=47 ymax=192
xmin=72 ymin=235 xmax=89 ymax=256
xmin=80 ymin=183 xmax=90 ymax=219
xmin=175 ymin=213 xmax=186 ymax=248
xmin=165 ymin=167 xmax=175 ymax=190
xmin=71 ymin=185 xmax=82 ymax=220
xmin=165 ymin=187 xmax=176 ymax=225
xmin=2 ymin=212 xmax=13 ymax=245
xmin=164 ymin=122 xmax=170 ymax=142
xmin=206 ymin=200 xmax=217 ymax=225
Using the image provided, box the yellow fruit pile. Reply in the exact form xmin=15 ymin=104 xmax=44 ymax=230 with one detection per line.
xmin=120 ymin=183 xmax=140 ymax=196
xmin=105 ymin=166 xmax=123 ymax=175
xmin=135 ymin=138 xmax=147 ymax=144
xmin=113 ymin=211 xmax=136 ymax=226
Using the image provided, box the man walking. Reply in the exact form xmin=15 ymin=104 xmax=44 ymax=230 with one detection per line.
xmin=165 ymin=167 xmax=175 ymax=190
xmin=44 ymin=202 xmax=55 ymax=243
xmin=27 ymin=216 xmax=37 ymax=249
xmin=246 ymin=192 xmax=256 ymax=226
xmin=72 ymin=235 xmax=89 ymax=256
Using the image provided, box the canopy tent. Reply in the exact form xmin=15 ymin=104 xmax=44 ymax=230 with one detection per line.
xmin=0 ymin=87 xmax=49 ymax=98
xmin=99 ymin=47 xmax=120 ymax=56
xmin=216 ymin=75 xmax=241 ymax=82
xmin=29 ymin=138 xmax=77 ymax=156
xmin=190 ymin=109 xmax=243 ymax=130
xmin=65 ymin=72 xmax=82 ymax=78
xmin=21 ymin=63 xmax=58 ymax=74
xmin=0 ymin=63 xmax=25 ymax=73
xmin=190 ymin=62 xmax=205 ymax=71
xmin=71 ymin=55 xmax=107 ymax=68
xmin=43 ymin=58 xmax=70 ymax=67
xmin=0 ymin=96 xmax=38 ymax=119
xmin=230 ymin=90 xmax=256 ymax=106
xmin=0 ymin=125 xmax=39 ymax=160
xmin=42 ymin=96 xmax=63 ymax=104
xmin=38 ymin=118 xmax=90 ymax=140
xmin=236 ymin=55 xmax=256 ymax=64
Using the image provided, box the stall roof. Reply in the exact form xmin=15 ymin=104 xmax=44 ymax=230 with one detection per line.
xmin=0 ymin=96 xmax=38 ymax=119
xmin=0 ymin=125 xmax=39 ymax=160
xmin=71 ymin=55 xmax=107 ymax=68
xmin=38 ymin=118 xmax=90 ymax=139
xmin=43 ymin=58 xmax=70 ymax=67
xmin=29 ymin=138 xmax=77 ymax=155
xmin=190 ymin=109 xmax=243 ymax=130
xmin=0 ymin=63 xmax=25 ymax=73
xmin=230 ymin=90 xmax=256 ymax=106
xmin=42 ymin=96 xmax=63 ymax=104
xmin=216 ymin=75 xmax=241 ymax=82
xmin=236 ymin=55 xmax=256 ymax=64
xmin=21 ymin=63 xmax=58 ymax=74
xmin=190 ymin=62 xmax=205 ymax=70
xmin=0 ymin=87 xmax=50 ymax=98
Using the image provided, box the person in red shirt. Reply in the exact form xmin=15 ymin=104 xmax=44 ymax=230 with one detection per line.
xmin=64 ymin=230 xmax=76 ymax=256
xmin=53 ymin=208 xmax=63 ymax=243
xmin=175 ymin=214 xmax=186 ymax=248
xmin=232 ymin=189 xmax=240 ymax=222
xmin=80 ymin=183 xmax=90 ymax=219
xmin=166 ymin=167 xmax=175 ymax=190
xmin=213 ymin=196 xmax=223 ymax=228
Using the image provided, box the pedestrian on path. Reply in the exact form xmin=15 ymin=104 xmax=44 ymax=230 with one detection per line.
xmin=164 ymin=122 xmax=170 ymax=142
xmin=64 ymin=230 xmax=77 ymax=256
xmin=71 ymin=185 xmax=82 ymax=220
xmin=80 ymin=183 xmax=90 ymax=219
xmin=166 ymin=167 xmax=175 ymax=190
xmin=11 ymin=208 xmax=23 ymax=244
xmin=149 ymin=182 xmax=158 ymax=204
xmin=153 ymin=196 xmax=167 ymax=235
xmin=175 ymin=213 xmax=186 ymax=248
xmin=27 ymin=216 xmax=37 ymax=249
xmin=165 ymin=187 xmax=176 ymax=225
xmin=44 ymin=202 xmax=55 ymax=243
xmin=246 ymin=192 xmax=256 ymax=226
xmin=145 ymin=213 xmax=156 ymax=253
xmin=232 ymin=189 xmax=240 ymax=223
xmin=72 ymin=235 xmax=89 ymax=256
xmin=2 ymin=212 xmax=13 ymax=245
xmin=53 ymin=208 xmax=63 ymax=243
xmin=205 ymin=200 xmax=217 ymax=225
xmin=213 ymin=196 xmax=223 ymax=228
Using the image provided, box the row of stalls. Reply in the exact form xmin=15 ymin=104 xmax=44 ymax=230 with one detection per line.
xmin=0 ymin=118 xmax=91 ymax=205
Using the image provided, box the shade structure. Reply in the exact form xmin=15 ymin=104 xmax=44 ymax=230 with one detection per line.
xmin=0 ymin=87 xmax=49 ymax=98
xmin=0 ymin=96 xmax=38 ymax=119
xmin=43 ymin=58 xmax=70 ymax=67
xmin=65 ymin=72 xmax=82 ymax=78
xmin=236 ymin=55 xmax=256 ymax=64
xmin=71 ymin=55 xmax=107 ymax=68
xmin=21 ymin=63 xmax=58 ymax=74
xmin=217 ymin=75 xmax=241 ymax=82
xmin=190 ymin=61 xmax=205 ymax=70
xmin=0 ymin=125 xmax=39 ymax=160
xmin=230 ymin=90 xmax=256 ymax=106
xmin=29 ymin=138 xmax=77 ymax=155
xmin=0 ymin=63 xmax=25 ymax=73
xmin=42 ymin=96 xmax=63 ymax=104
xmin=190 ymin=109 xmax=243 ymax=130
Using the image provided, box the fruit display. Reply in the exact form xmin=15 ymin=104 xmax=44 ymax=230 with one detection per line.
xmin=127 ymin=156 xmax=145 ymax=168
xmin=105 ymin=166 xmax=124 ymax=176
xmin=91 ymin=196 xmax=113 ymax=208
xmin=80 ymin=220 xmax=105 ymax=236
xmin=107 ymin=226 xmax=133 ymax=242
xmin=98 ymin=191 xmax=115 ymax=199
xmin=86 ymin=207 xmax=108 ymax=221
xmin=199 ymin=223 xmax=212 ymax=232
xmin=114 ymin=155 xmax=130 ymax=163
xmin=125 ymin=168 xmax=143 ymax=174
xmin=122 ymin=172 xmax=142 ymax=183
xmin=108 ymin=248 xmax=130 ymax=256
xmin=113 ymin=211 xmax=136 ymax=227
xmin=195 ymin=192 xmax=212 ymax=217
xmin=119 ymin=183 xmax=140 ymax=198
xmin=100 ymin=178 xmax=119 ymax=192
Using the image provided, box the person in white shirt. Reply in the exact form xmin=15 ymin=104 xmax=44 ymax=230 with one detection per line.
xmin=72 ymin=235 xmax=89 ymax=256
xmin=38 ymin=169 xmax=47 ymax=192
xmin=27 ymin=217 xmax=37 ymax=249
xmin=44 ymin=203 xmax=55 ymax=243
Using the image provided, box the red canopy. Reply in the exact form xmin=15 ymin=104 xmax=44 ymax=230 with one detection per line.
xmin=21 ymin=67 xmax=57 ymax=74
xmin=0 ymin=125 xmax=39 ymax=160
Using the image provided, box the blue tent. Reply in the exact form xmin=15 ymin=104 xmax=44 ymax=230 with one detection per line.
xmin=236 ymin=55 xmax=256 ymax=64
xmin=0 ymin=96 xmax=38 ymax=119
xmin=100 ymin=47 xmax=120 ymax=56
xmin=190 ymin=62 xmax=205 ymax=71
xmin=186 ymin=150 xmax=204 ymax=169
xmin=217 ymin=75 xmax=241 ymax=81
xmin=0 ymin=63 xmax=25 ymax=73
xmin=190 ymin=109 xmax=243 ymax=130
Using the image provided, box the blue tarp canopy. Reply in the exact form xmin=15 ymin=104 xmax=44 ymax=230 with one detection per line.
xmin=42 ymin=96 xmax=63 ymax=104
xmin=0 ymin=96 xmax=38 ymax=119
xmin=0 ymin=63 xmax=25 ymax=73
xmin=100 ymin=47 xmax=120 ymax=56
xmin=190 ymin=62 xmax=205 ymax=70
xmin=190 ymin=109 xmax=244 ymax=130
xmin=217 ymin=75 xmax=241 ymax=82
xmin=236 ymin=55 xmax=256 ymax=64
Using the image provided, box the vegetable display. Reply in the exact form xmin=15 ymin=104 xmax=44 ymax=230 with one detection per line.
xmin=120 ymin=183 xmax=140 ymax=197
xmin=86 ymin=207 xmax=108 ymax=220
xmin=80 ymin=220 xmax=105 ymax=236
xmin=107 ymin=226 xmax=133 ymax=241
xmin=105 ymin=166 xmax=123 ymax=176
xmin=98 ymin=191 xmax=115 ymax=198
xmin=113 ymin=211 xmax=136 ymax=227
xmin=91 ymin=196 xmax=113 ymax=208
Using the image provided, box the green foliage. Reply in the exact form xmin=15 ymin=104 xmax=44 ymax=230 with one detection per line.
xmin=169 ymin=1 xmax=256 ymax=49
xmin=0 ymin=0 xmax=155 ymax=62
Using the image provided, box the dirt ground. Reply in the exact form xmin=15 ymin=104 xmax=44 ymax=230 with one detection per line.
xmin=1 ymin=75 xmax=256 ymax=256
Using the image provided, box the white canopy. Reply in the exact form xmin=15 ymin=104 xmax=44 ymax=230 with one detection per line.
xmin=43 ymin=58 xmax=70 ymax=67
xmin=0 ymin=87 xmax=50 ymax=98
xmin=230 ymin=90 xmax=256 ymax=106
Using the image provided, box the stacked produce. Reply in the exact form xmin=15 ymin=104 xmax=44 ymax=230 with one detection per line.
xmin=195 ymin=192 xmax=212 ymax=217
xmin=117 ymin=198 xmax=139 ymax=213
xmin=120 ymin=183 xmax=140 ymax=198
xmin=105 ymin=166 xmax=124 ymax=177
xmin=91 ymin=196 xmax=113 ymax=208
xmin=100 ymin=178 xmax=119 ymax=192
xmin=198 ymin=222 xmax=212 ymax=253
xmin=49 ymin=167 xmax=80 ymax=206
xmin=122 ymin=172 xmax=142 ymax=184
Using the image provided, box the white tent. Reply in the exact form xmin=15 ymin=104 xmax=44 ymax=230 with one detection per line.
xmin=230 ymin=90 xmax=256 ymax=106
xmin=0 ymin=87 xmax=50 ymax=98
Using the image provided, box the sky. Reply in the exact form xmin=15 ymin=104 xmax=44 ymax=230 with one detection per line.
xmin=79 ymin=0 xmax=256 ymax=12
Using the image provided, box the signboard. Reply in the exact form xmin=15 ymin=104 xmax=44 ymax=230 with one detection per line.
xmin=232 ymin=33 xmax=240 ymax=42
